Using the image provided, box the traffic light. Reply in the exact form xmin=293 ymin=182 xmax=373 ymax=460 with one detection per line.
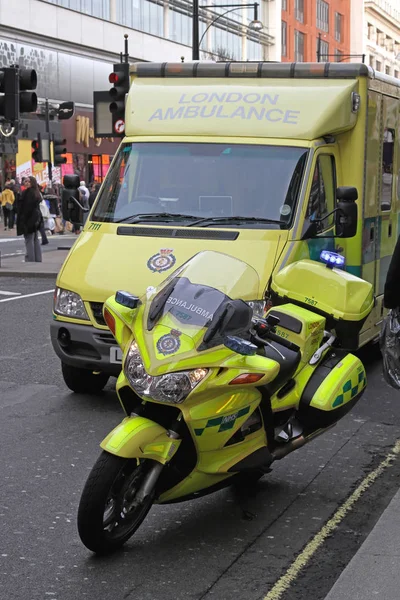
xmin=32 ymin=134 xmax=43 ymax=163
xmin=108 ymin=62 xmax=129 ymax=136
xmin=53 ymin=136 xmax=67 ymax=165
xmin=19 ymin=68 xmax=38 ymax=115
xmin=0 ymin=66 xmax=37 ymax=123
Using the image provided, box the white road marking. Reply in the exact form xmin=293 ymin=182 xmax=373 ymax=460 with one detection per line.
xmin=0 ymin=290 xmax=21 ymax=296
xmin=0 ymin=238 xmax=20 ymax=243
xmin=0 ymin=289 xmax=54 ymax=303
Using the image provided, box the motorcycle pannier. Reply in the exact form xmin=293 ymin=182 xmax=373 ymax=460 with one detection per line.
xmin=271 ymin=260 xmax=374 ymax=349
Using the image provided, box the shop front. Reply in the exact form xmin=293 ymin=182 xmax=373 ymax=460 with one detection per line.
xmin=61 ymin=109 xmax=119 ymax=185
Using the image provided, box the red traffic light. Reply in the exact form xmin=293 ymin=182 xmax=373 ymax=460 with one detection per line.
xmin=109 ymin=72 xmax=119 ymax=84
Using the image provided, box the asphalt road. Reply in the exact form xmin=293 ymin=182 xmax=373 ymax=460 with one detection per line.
xmin=0 ymin=277 xmax=399 ymax=600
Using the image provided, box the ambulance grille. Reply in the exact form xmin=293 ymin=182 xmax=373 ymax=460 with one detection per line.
xmin=117 ymin=226 xmax=239 ymax=240
xmin=90 ymin=302 xmax=106 ymax=326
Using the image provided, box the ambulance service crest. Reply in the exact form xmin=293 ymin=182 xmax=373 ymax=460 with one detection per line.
xmin=147 ymin=248 xmax=176 ymax=273
xmin=157 ymin=329 xmax=182 ymax=355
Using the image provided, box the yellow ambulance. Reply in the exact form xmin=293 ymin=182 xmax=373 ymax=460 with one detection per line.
xmin=51 ymin=61 xmax=400 ymax=393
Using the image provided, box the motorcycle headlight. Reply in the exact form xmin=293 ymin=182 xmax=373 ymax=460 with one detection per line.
xmin=247 ymin=300 xmax=266 ymax=319
xmin=124 ymin=342 xmax=208 ymax=404
xmin=54 ymin=287 xmax=89 ymax=320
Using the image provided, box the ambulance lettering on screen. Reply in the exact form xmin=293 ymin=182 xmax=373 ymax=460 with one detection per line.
xmin=148 ymin=92 xmax=300 ymax=124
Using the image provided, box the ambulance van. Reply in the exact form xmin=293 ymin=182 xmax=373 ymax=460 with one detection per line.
xmin=51 ymin=61 xmax=400 ymax=393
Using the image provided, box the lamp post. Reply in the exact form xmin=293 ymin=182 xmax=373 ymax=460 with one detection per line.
xmin=192 ymin=2 xmax=262 ymax=60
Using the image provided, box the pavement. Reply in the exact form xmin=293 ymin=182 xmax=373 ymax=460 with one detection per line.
xmin=0 ymin=225 xmax=72 ymax=278
xmin=324 ymin=488 xmax=400 ymax=600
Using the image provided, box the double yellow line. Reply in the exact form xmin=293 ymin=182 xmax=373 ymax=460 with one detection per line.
xmin=264 ymin=440 xmax=400 ymax=600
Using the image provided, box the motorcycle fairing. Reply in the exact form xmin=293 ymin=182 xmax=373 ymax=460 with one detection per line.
xmin=101 ymin=415 xmax=181 ymax=462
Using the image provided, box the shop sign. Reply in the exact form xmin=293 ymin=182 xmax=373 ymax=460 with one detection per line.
xmin=76 ymin=115 xmax=115 ymax=148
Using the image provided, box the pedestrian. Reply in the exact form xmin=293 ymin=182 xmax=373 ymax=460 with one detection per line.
xmin=78 ymin=180 xmax=90 ymax=226
xmin=89 ymin=182 xmax=100 ymax=209
xmin=9 ymin=178 xmax=20 ymax=228
xmin=1 ymin=181 xmax=15 ymax=230
xmin=16 ymin=176 xmax=42 ymax=262
xmin=39 ymin=194 xmax=50 ymax=245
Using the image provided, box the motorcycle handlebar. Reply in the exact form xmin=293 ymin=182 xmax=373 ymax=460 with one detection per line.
xmin=265 ymin=331 xmax=300 ymax=353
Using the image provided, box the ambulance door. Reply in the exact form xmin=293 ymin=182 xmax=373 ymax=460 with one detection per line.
xmin=377 ymin=95 xmax=399 ymax=299
xmin=302 ymin=147 xmax=339 ymax=261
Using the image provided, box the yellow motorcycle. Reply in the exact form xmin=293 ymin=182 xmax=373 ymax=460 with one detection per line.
xmin=77 ymin=249 xmax=373 ymax=554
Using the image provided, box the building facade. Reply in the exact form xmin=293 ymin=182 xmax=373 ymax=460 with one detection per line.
xmin=364 ymin=0 xmax=400 ymax=77
xmin=281 ymin=0 xmax=351 ymax=63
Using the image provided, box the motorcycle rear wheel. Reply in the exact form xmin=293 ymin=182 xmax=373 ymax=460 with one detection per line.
xmin=77 ymin=451 xmax=155 ymax=554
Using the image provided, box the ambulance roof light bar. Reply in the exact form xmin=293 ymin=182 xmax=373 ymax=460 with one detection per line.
xmin=130 ymin=62 xmax=372 ymax=80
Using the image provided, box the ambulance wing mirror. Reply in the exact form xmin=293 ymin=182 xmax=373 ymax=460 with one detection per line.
xmin=335 ymin=187 xmax=358 ymax=238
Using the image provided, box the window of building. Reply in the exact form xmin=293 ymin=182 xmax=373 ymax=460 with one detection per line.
xmin=385 ymin=65 xmax=391 ymax=75
xmin=334 ymin=13 xmax=342 ymax=42
xmin=381 ymin=128 xmax=395 ymax=211
xmin=282 ymin=21 xmax=287 ymax=57
xmin=395 ymin=70 xmax=399 ymax=79
xmin=294 ymin=30 xmax=305 ymax=62
xmin=318 ymin=39 xmax=329 ymax=61
xmin=306 ymin=155 xmax=336 ymax=232
xmin=44 ymin=0 xmax=110 ymax=19
xmin=295 ymin=0 xmax=304 ymax=23
xmin=367 ymin=23 xmax=373 ymax=40
xmin=335 ymin=48 xmax=343 ymax=62
xmin=282 ymin=0 xmax=287 ymax=10
xmin=376 ymin=60 xmax=382 ymax=72
xmin=369 ymin=55 xmax=375 ymax=68
xmin=317 ymin=0 xmax=329 ymax=32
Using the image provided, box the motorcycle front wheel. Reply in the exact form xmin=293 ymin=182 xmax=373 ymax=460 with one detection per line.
xmin=77 ymin=451 xmax=156 ymax=554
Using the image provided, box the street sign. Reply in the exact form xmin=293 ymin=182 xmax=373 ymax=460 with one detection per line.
xmin=58 ymin=101 xmax=75 ymax=120
xmin=93 ymin=90 xmax=114 ymax=137
xmin=114 ymin=119 xmax=125 ymax=134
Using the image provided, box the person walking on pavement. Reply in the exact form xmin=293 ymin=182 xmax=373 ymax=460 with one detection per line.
xmin=89 ymin=182 xmax=100 ymax=209
xmin=17 ymin=176 xmax=42 ymax=262
xmin=78 ymin=180 xmax=90 ymax=226
xmin=9 ymin=179 xmax=20 ymax=228
xmin=1 ymin=182 xmax=15 ymax=230
xmin=38 ymin=182 xmax=49 ymax=245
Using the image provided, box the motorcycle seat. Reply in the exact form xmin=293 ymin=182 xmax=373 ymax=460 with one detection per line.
xmin=262 ymin=341 xmax=301 ymax=392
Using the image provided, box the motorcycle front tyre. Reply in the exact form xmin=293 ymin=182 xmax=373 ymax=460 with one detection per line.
xmin=77 ymin=451 xmax=155 ymax=554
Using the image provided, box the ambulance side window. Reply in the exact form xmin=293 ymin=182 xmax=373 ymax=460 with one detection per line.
xmin=381 ymin=128 xmax=395 ymax=211
xmin=306 ymin=155 xmax=336 ymax=232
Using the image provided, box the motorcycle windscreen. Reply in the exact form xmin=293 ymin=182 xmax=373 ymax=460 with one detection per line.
xmin=140 ymin=250 xmax=260 ymax=365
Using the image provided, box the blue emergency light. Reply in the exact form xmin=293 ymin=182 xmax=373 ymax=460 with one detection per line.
xmin=320 ymin=250 xmax=345 ymax=269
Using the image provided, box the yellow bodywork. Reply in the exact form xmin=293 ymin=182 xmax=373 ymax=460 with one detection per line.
xmin=101 ymin=415 xmax=182 ymax=462
xmin=54 ymin=63 xmax=399 ymax=357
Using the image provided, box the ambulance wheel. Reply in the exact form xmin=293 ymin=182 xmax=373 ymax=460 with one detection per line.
xmin=61 ymin=362 xmax=109 ymax=394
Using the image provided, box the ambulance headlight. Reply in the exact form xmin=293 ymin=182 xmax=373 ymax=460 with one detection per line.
xmin=54 ymin=287 xmax=89 ymax=320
